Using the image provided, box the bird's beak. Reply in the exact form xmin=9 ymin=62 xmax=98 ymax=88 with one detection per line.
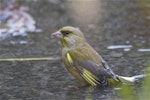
xmin=51 ymin=30 xmax=63 ymax=39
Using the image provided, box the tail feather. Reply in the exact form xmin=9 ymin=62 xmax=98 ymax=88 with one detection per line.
xmin=117 ymin=74 xmax=146 ymax=85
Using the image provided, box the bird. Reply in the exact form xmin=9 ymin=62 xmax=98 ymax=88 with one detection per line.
xmin=51 ymin=26 xmax=145 ymax=87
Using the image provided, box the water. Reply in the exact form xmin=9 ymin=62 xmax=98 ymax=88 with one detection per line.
xmin=0 ymin=0 xmax=150 ymax=100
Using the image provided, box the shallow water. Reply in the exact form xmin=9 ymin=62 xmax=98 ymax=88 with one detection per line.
xmin=0 ymin=0 xmax=150 ymax=100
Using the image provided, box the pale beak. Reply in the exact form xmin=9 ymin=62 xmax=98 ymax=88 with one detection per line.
xmin=51 ymin=31 xmax=63 ymax=39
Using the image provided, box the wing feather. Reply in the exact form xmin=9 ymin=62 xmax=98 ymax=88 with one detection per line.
xmin=66 ymin=44 xmax=113 ymax=86
xmin=65 ymin=43 xmax=120 ymax=86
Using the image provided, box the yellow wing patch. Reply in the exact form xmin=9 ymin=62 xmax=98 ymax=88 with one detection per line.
xmin=67 ymin=53 xmax=73 ymax=64
xmin=66 ymin=52 xmax=100 ymax=86
xmin=82 ymin=69 xmax=100 ymax=87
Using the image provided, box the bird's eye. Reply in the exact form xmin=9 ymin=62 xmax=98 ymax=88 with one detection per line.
xmin=64 ymin=32 xmax=69 ymax=35
xmin=61 ymin=31 xmax=71 ymax=36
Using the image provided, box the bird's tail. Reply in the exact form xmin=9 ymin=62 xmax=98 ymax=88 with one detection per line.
xmin=117 ymin=74 xmax=146 ymax=85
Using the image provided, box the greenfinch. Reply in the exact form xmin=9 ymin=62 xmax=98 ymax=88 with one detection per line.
xmin=52 ymin=26 xmax=144 ymax=87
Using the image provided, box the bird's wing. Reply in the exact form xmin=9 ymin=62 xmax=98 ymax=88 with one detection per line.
xmin=66 ymin=44 xmax=116 ymax=86
xmin=99 ymin=56 xmax=119 ymax=81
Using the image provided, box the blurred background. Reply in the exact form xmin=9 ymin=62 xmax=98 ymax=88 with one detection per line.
xmin=0 ymin=0 xmax=150 ymax=100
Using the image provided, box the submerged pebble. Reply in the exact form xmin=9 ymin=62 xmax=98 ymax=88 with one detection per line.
xmin=137 ymin=49 xmax=150 ymax=52
xmin=107 ymin=45 xmax=132 ymax=49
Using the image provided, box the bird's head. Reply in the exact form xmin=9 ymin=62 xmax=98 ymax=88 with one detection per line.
xmin=52 ymin=26 xmax=86 ymax=48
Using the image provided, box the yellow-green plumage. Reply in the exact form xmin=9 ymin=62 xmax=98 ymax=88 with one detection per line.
xmin=82 ymin=68 xmax=100 ymax=86
xmin=52 ymin=26 xmax=120 ymax=87
xmin=65 ymin=49 xmax=101 ymax=86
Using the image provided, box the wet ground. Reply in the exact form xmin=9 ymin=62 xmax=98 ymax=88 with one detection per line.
xmin=0 ymin=0 xmax=150 ymax=100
